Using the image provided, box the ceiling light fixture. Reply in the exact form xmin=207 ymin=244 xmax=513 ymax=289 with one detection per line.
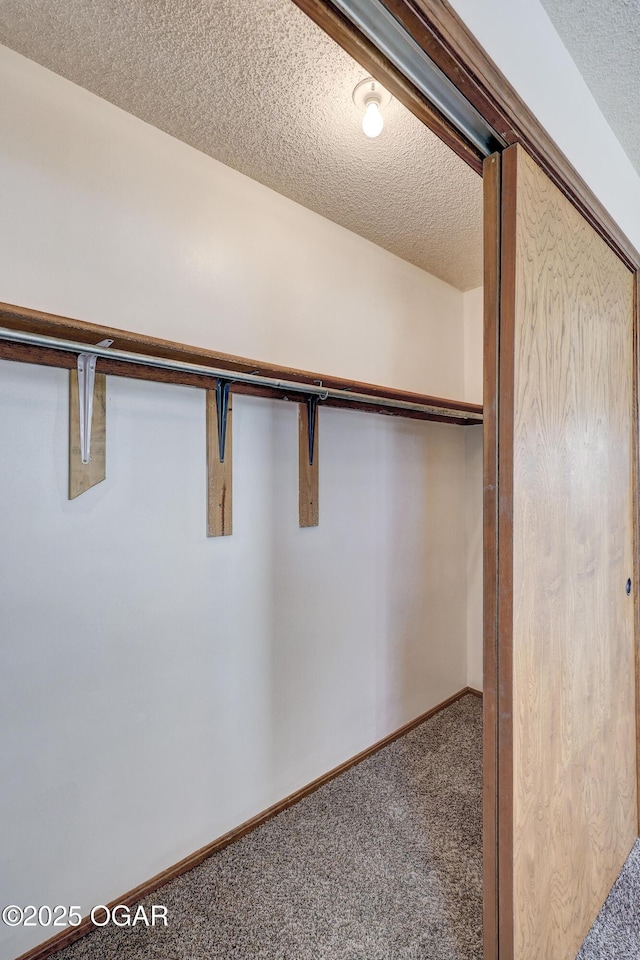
xmin=352 ymin=78 xmax=391 ymax=139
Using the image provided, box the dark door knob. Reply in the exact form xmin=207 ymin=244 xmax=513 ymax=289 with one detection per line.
xmin=626 ymin=578 xmax=632 ymax=596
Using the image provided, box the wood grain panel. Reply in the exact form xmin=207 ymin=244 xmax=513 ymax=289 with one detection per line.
xmin=206 ymin=391 xmax=232 ymax=537
xmin=506 ymin=144 xmax=637 ymax=960
xmin=68 ymin=369 xmax=106 ymax=499
xmin=299 ymin=403 xmax=319 ymax=527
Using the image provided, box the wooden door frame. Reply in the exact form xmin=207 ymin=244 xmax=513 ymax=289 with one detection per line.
xmin=291 ymin=1 xmax=640 ymax=958
xmin=482 ymin=149 xmax=502 ymax=955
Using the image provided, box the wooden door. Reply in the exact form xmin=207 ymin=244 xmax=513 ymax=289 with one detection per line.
xmin=490 ymin=143 xmax=639 ymax=960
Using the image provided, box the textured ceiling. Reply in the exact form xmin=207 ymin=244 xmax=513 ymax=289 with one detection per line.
xmin=540 ymin=0 xmax=640 ymax=176
xmin=0 ymin=0 xmax=483 ymax=291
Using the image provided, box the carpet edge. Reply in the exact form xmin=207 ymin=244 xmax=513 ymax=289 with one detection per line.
xmin=14 ymin=686 xmax=481 ymax=960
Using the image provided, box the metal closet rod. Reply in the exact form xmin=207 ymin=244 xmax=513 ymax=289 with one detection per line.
xmin=0 ymin=326 xmax=482 ymax=423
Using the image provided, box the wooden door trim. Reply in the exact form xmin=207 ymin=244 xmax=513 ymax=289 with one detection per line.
xmin=482 ymin=150 xmax=501 ymax=960
xmin=291 ymin=0 xmax=640 ymax=272
xmin=634 ymin=271 xmax=640 ymax=828
xmin=495 ymin=142 xmax=519 ymax=960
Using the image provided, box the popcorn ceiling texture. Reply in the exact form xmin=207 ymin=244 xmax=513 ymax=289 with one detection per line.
xmin=0 ymin=0 xmax=483 ymax=291
xmin=540 ymin=0 xmax=640 ymax=177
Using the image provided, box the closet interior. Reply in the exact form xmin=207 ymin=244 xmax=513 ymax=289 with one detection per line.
xmin=0 ymin=0 xmax=485 ymax=958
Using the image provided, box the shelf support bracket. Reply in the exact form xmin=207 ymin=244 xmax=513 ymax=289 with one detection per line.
xmin=306 ymin=395 xmax=319 ymax=467
xmin=77 ymin=339 xmax=113 ymax=464
xmin=299 ymin=393 xmax=323 ymax=528
xmin=207 ymin=382 xmax=233 ymax=537
xmin=69 ymin=339 xmax=113 ymax=500
xmin=216 ymin=378 xmax=232 ymax=464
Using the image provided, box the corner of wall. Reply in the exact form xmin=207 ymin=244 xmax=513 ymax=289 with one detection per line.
xmin=463 ymin=285 xmax=483 ymax=691
xmin=463 ymin=286 xmax=483 ymax=406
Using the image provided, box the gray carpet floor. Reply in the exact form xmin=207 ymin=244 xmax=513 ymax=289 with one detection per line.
xmin=57 ymin=694 xmax=483 ymax=960
xmin=578 ymin=840 xmax=640 ymax=960
xmin=44 ymin=693 xmax=640 ymax=959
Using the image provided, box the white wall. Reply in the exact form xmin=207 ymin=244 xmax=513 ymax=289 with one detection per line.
xmin=449 ymin=0 xmax=640 ymax=253
xmin=0 ymin=371 xmax=469 ymax=960
xmin=0 ymin=46 xmax=479 ymax=960
xmin=463 ymin=286 xmax=483 ymax=407
xmin=463 ymin=287 xmax=483 ymax=692
xmin=0 ymin=44 xmax=464 ymax=398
